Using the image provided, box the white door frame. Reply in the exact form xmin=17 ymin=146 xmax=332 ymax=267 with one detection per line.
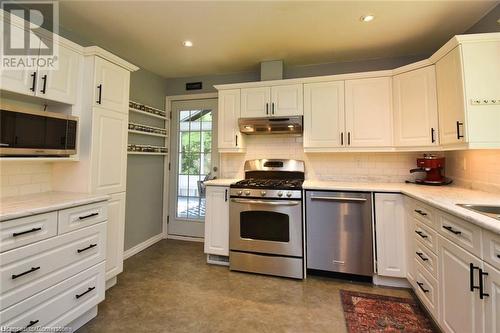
xmin=164 ymin=93 xmax=218 ymax=241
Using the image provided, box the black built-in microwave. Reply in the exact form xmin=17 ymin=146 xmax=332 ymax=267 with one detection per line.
xmin=0 ymin=108 xmax=78 ymax=157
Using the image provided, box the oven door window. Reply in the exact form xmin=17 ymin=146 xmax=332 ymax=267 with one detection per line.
xmin=240 ymin=211 xmax=289 ymax=242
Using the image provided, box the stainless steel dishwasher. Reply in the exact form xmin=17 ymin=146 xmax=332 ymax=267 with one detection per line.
xmin=305 ymin=191 xmax=373 ymax=276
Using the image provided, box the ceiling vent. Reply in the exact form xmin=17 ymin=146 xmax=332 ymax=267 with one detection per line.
xmin=260 ymin=60 xmax=283 ymax=81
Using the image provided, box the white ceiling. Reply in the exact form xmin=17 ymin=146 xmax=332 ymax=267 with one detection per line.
xmin=59 ymin=1 xmax=498 ymax=78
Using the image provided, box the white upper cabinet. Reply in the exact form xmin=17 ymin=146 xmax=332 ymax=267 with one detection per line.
xmin=303 ymin=81 xmax=345 ymax=149
xmin=241 ymin=84 xmax=303 ymax=118
xmin=345 ymin=77 xmax=393 ymax=147
xmin=241 ymin=87 xmax=271 ymax=118
xmin=93 ymin=57 xmax=130 ymax=113
xmin=90 ymin=107 xmax=128 ymax=195
xmin=204 ymin=186 xmax=230 ymax=256
xmin=375 ymin=193 xmax=407 ymax=278
xmin=271 ymin=84 xmax=303 ymax=116
xmin=393 ymin=66 xmax=438 ymax=147
xmin=218 ymin=89 xmax=244 ymax=151
xmin=436 ymin=39 xmax=500 ymax=148
xmin=436 ymin=46 xmax=467 ymax=146
xmin=37 ymin=41 xmax=81 ymax=104
xmin=0 ymin=23 xmax=81 ymax=105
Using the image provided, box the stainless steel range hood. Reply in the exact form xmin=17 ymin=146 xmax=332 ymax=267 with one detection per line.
xmin=238 ymin=116 xmax=303 ymax=135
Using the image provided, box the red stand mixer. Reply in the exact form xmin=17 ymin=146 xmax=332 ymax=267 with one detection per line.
xmin=406 ymin=154 xmax=452 ymax=186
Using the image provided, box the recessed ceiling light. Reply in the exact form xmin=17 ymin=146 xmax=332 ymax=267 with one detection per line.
xmin=360 ymin=15 xmax=375 ymax=22
xmin=183 ymin=40 xmax=193 ymax=47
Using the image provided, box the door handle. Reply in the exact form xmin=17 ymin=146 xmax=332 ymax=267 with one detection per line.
xmin=470 ymin=263 xmax=480 ymax=292
xmin=443 ymin=225 xmax=461 ymax=235
xmin=13 ymin=227 xmax=42 ymax=237
xmin=416 ymin=281 xmax=429 ymax=293
xmin=97 ymin=84 xmax=103 ymax=104
xmin=415 ymin=230 xmax=428 ymax=239
xmin=431 ymin=128 xmax=435 ymax=143
xmin=12 ymin=266 xmax=40 ymax=279
xmin=266 ymin=103 xmax=269 ymax=115
xmin=416 ymin=252 xmax=429 ymax=261
xmin=235 ymin=135 xmax=238 ymax=147
xmin=479 ymin=269 xmax=489 ymax=299
xmin=75 ymin=286 xmax=96 ymax=299
xmin=271 ymin=102 xmax=275 ymax=115
xmin=12 ymin=320 xmax=39 ymax=333
xmin=79 ymin=212 xmax=99 ymax=220
xmin=231 ymin=199 xmax=299 ymax=206
xmin=225 ymin=189 xmax=228 ymax=202
xmin=30 ymin=72 xmax=37 ymax=92
xmin=347 ymin=132 xmax=351 ymax=145
xmin=341 ymin=132 xmax=344 ymax=145
xmin=77 ymin=243 xmax=97 ymax=253
xmin=456 ymin=121 xmax=464 ymax=139
xmin=310 ymin=196 xmax=367 ymax=202
xmin=40 ymin=74 xmax=47 ymax=94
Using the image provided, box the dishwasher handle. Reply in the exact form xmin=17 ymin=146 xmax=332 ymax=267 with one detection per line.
xmin=310 ymin=196 xmax=367 ymax=202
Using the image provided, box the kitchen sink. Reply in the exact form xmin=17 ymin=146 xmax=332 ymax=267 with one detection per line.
xmin=456 ymin=204 xmax=500 ymax=221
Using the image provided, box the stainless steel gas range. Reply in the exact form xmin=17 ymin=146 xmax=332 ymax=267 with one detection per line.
xmin=229 ymin=159 xmax=304 ymax=279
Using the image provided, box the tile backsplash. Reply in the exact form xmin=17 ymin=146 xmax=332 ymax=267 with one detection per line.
xmin=0 ymin=162 xmax=53 ymax=198
xmin=220 ymin=136 xmax=422 ymax=182
xmin=444 ymin=150 xmax=500 ymax=193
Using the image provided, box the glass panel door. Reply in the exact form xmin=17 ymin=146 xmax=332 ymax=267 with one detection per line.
xmin=169 ymin=98 xmax=218 ymax=238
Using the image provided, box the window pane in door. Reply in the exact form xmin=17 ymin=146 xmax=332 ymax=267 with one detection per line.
xmin=176 ymin=109 xmax=212 ymax=220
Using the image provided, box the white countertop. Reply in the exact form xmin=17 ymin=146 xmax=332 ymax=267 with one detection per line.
xmin=0 ymin=191 xmax=110 ymax=222
xmin=304 ymin=180 xmax=500 ymax=235
xmin=204 ymin=179 xmax=240 ymax=186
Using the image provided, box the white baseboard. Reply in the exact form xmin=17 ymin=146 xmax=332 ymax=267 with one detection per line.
xmin=167 ymin=234 xmax=204 ymax=243
xmin=105 ymin=276 xmax=117 ymax=290
xmin=67 ymin=306 xmax=98 ymax=332
xmin=123 ymin=233 xmax=163 ymax=260
xmin=373 ymin=275 xmax=411 ymax=288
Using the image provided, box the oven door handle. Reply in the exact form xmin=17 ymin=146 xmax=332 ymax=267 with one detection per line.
xmin=310 ymin=196 xmax=367 ymax=202
xmin=231 ymin=199 xmax=300 ymax=206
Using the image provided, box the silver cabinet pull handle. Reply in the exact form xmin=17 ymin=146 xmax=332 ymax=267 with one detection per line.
xmin=231 ymin=199 xmax=299 ymax=206
xmin=310 ymin=196 xmax=367 ymax=202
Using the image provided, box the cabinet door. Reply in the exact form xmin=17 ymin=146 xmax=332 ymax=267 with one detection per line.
xmin=94 ymin=57 xmax=130 ymax=112
xmin=393 ymin=66 xmax=438 ymax=147
xmin=0 ymin=24 xmax=38 ymax=96
xmin=241 ymin=87 xmax=271 ymax=118
xmin=91 ymin=107 xmax=128 ymax=194
xmin=438 ymin=236 xmax=483 ymax=333
xmin=345 ymin=77 xmax=393 ymax=147
xmin=484 ymin=263 xmax=500 ymax=333
xmin=37 ymin=42 xmax=81 ymax=104
xmin=375 ymin=193 xmax=406 ymax=278
xmin=436 ymin=46 xmax=466 ymax=145
xmin=303 ymin=81 xmax=345 ymax=149
xmin=217 ymin=89 xmax=244 ymax=150
xmin=404 ymin=198 xmax=416 ymax=286
xmin=271 ymin=84 xmax=303 ymax=116
xmin=105 ymin=192 xmax=126 ymax=281
xmin=204 ymin=186 xmax=229 ymax=256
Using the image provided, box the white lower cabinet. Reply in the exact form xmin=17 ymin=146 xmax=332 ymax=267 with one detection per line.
xmin=375 ymin=193 xmax=406 ymax=278
xmin=438 ymin=235 xmax=483 ymax=333
xmin=105 ymin=192 xmax=126 ymax=281
xmin=0 ymin=201 xmax=108 ymax=332
xmin=204 ymin=186 xmax=229 ymax=256
xmin=484 ymin=262 xmax=500 ymax=333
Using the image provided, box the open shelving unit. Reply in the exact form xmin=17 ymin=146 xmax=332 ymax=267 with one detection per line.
xmin=127 ymin=100 xmax=169 ymax=157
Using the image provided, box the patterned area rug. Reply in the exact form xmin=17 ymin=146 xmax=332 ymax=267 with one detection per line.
xmin=340 ymin=290 xmax=437 ymax=333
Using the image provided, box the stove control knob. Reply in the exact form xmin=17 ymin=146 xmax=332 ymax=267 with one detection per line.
xmin=260 ymin=191 xmax=267 ymax=197
xmin=244 ymin=190 xmax=251 ymax=196
xmin=277 ymin=191 xmax=283 ymax=197
xmin=286 ymin=191 xmax=292 ymax=198
xmin=237 ymin=190 xmax=243 ymax=196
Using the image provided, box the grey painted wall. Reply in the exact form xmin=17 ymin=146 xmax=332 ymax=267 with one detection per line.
xmin=57 ymin=23 xmax=168 ymax=251
xmin=466 ymin=4 xmax=499 ymax=34
xmin=165 ymin=55 xmax=427 ymax=96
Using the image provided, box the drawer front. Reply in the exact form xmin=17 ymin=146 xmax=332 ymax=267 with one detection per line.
xmin=414 ymin=260 xmax=439 ymax=319
xmin=414 ymin=220 xmax=438 ymax=254
xmin=0 ymin=212 xmax=57 ymax=253
xmin=58 ymin=202 xmax=107 ymax=234
xmin=483 ymin=230 xmax=500 ymax=270
xmin=437 ymin=211 xmax=482 ymax=257
xmin=412 ymin=201 xmax=437 ymax=229
xmin=414 ymin=239 xmax=438 ymax=278
xmin=0 ymin=262 xmax=105 ymax=330
xmin=0 ymin=222 xmax=106 ymax=310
